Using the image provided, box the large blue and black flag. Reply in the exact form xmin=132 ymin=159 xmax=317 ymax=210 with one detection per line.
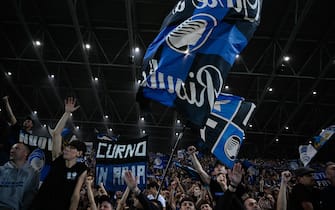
xmin=200 ymin=93 xmax=255 ymax=168
xmin=137 ymin=0 xmax=262 ymax=127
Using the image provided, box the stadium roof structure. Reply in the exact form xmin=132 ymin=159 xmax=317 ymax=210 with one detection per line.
xmin=1 ymin=0 xmax=335 ymax=159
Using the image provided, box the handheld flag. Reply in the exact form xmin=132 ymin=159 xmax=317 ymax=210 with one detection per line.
xmin=174 ymin=161 xmax=201 ymax=181
xmin=94 ymin=136 xmax=148 ymax=191
xmin=299 ymin=125 xmax=335 ymax=166
xmin=137 ymin=0 xmax=262 ymax=127
xmin=200 ymin=93 xmax=255 ymax=168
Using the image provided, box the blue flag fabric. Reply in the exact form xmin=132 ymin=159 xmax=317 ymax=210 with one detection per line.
xmin=138 ymin=0 xmax=262 ymax=127
xmin=200 ymin=93 xmax=255 ymax=168
xmin=299 ymin=125 xmax=335 ymax=166
xmin=94 ymin=136 xmax=148 ymax=191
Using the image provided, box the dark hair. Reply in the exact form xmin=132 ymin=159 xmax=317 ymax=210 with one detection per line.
xmin=147 ymin=181 xmax=159 ymax=189
xmin=151 ymin=199 xmax=163 ymax=210
xmin=24 ymin=116 xmax=35 ymax=125
xmin=180 ymin=196 xmax=195 ymax=205
xmin=97 ymin=195 xmax=114 ymax=206
xmin=214 ymin=160 xmax=224 ymax=167
xmin=197 ymin=200 xmax=212 ymax=209
xmin=67 ymin=140 xmax=87 ymax=154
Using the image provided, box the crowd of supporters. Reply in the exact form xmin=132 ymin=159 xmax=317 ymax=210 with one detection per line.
xmin=1 ymin=96 xmax=335 ymax=210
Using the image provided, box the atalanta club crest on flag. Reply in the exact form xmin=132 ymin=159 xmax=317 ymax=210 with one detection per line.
xmin=200 ymin=93 xmax=256 ymax=168
xmin=137 ymin=0 xmax=262 ymax=127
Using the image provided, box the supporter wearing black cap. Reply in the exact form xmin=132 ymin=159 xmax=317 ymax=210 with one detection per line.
xmin=288 ymin=167 xmax=320 ymax=210
xmin=320 ymin=161 xmax=335 ymax=210
xmin=30 ymin=97 xmax=87 ymax=210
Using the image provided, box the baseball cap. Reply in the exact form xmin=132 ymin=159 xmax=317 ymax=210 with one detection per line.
xmin=294 ymin=167 xmax=315 ymax=177
xmin=326 ymin=161 xmax=335 ymax=167
xmin=67 ymin=140 xmax=87 ymax=154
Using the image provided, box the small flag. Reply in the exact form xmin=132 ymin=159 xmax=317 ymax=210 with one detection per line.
xmin=200 ymin=93 xmax=255 ymax=168
xmin=299 ymin=125 xmax=335 ymax=166
xmin=137 ymin=0 xmax=262 ymax=127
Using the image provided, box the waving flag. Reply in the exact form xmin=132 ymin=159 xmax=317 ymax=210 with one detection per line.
xmin=299 ymin=125 xmax=335 ymax=166
xmin=137 ymin=0 xmax=262 ymax=127
xmin=200 ymin=93 xmax=255 ymax=168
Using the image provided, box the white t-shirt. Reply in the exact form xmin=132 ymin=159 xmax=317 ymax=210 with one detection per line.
xmin=147 ymin=194 xmax=166 ymax=208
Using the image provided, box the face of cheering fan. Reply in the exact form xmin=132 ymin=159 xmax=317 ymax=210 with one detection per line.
xmin=63 ymin=145 xmax=82 ymax=160
xmin=200 ymin=203 xmax=212 ymax=210
xmin=98 ymin=201 xmax=113 ymax=210
xmin=10 ymin=143 xmax=29 ymax=162
xmin=244 ymin=198 xmax=261 ymax=210
xmin=298 ymin=173 xmax=315 ymax=186
xmin=23 ymin=119 xmax=34 ymax=130
xmin=326 ymin=163 xmax=335 ymax=184
xmin=213 ymin=163 xmax=227 ymax=176
xmin=180 ymin=200 xmax=195 ymax=210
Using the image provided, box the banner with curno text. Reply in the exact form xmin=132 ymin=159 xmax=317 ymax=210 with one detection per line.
xmin=94 ymin=136 xmax=148 ymax=192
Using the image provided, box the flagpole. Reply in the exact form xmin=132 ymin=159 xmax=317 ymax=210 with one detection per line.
xmin=156 ymin=125 xmax=186 ymax=199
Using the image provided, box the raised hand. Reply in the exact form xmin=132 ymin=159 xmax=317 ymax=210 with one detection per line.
xmin=85 ymin=175 xmax=94 ymax=187
xmin=187 ymin=145 xmax=197 ymax=155
xmin=2 ymin=96 xmax=9 ymax=102
xmin=227 ymin=163 xmax=243 ymax=186
xmin=64 ymin=97 xmax=80 ymax=113
xmin=124 ymin=171 xmax=137 ymax=191
xmin=281 ymin=171 xmax=292 ymax=185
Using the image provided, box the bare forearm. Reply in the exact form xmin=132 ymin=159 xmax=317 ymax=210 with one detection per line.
xmin=51 ymin=112 xmax=71 ymax=159
xmin=3 ymin=98 xmax=17 ymax=125
xmin=116 ymin=187 xmax=130 ymax=210
xmin=190 ymin=154 xmax=210 ymax=184
xmin=69 ymin=194 xmax=80 ymax=210
xmin=87 ymin=184 xmax=97 ymax=210
xmin=276 ymin=183 xmax=287 ymax=210
xmin=53 ymin=112 xmax=71 ymax=135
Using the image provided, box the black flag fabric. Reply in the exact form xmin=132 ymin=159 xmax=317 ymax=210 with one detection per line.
xmin=137 ymin=0 xmax=262 ymax=127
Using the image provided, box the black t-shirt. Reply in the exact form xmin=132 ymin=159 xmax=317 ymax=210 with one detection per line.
xmin=210 ymin=178 xmax=225 ymax=199
xmin=31 ymin=156 xmax=87 ymax=210
xmin=288 ymin=183 xmax=320 ymax=210
xmin=320 ymin=184 xmax=335 ymax=210
xmin=209 ymin=178 xmax=245 ymax=201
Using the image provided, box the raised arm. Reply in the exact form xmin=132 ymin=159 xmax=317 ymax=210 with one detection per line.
xmin=86 ymin=175 xmax=98 ymax=210
xmin=2 ymin=96 xmax=17 ymax=125
xmin=187 ymin=146 xmax=211 ymax=185
xmin=69 ymin=170 xmax=87 ymax=210
xmin=51 ymin=97 xmax=80 ymax=160
xmin=116 ymin=186 xmax=130 ymax=210
xmin=276 ymin=171 xmax=292 ymax=210
xmin=98 ymin=182 xmax=109 ymax=196
xmin=227 ymin=162 xmax=243 ymax=191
